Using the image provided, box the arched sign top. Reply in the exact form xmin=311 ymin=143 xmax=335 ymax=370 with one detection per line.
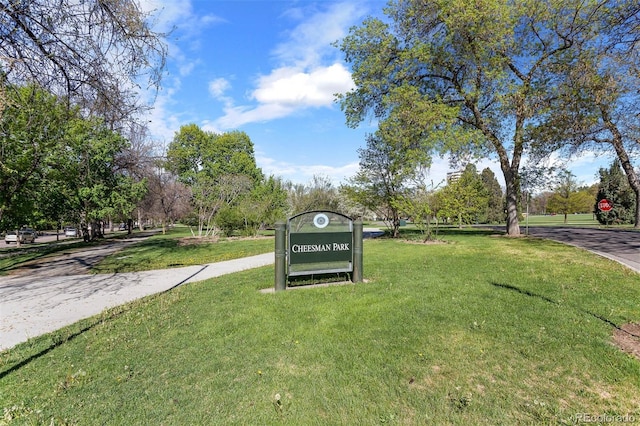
xmin=288 ymin=210 xmax=353 ymax=233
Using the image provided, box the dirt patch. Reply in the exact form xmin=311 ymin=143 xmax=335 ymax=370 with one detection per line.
xmin=177 ymin=236 xmax=220 ymax=246
xmin=403 ymin=239 xmax=449 ymax=245
xmin=613 ymin=323 xmax=640 ymax=361
xmin=177 ymin=235 xmax=271 ymax=246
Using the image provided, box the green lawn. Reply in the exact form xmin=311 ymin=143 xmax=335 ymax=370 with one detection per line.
xmin=522 ymin=213 xmax=599 ymax=226
xmin=0 ymin=227 xmax=275 ymax=276
xmin=1 ymin=229 xmax=639 ymax=424
xmin=92 ymin=231 xmax=275 ymax=274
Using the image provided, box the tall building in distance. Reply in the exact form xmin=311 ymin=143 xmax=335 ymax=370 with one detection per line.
xmin=446 ymin=170 xmax=464 ymax=183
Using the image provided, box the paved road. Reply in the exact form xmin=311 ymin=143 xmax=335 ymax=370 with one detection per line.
xmin=5 ymin=233 xmax=157 ymax=278
xmin=525 ymin=226 xmax=640 ymax=272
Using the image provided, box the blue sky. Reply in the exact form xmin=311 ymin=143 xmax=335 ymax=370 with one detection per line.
xmin=139 ymin=0 xmax=616 ymax=189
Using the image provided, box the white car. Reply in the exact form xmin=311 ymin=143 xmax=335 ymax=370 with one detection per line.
xmin=5 ymin=229 xmax=36 ymax=244
xmin=64 ymin=227 xmax=78 ymax=237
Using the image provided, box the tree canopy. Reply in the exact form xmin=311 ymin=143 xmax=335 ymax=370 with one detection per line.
xmin=595 ymin=160 xmax=636 ymax=225
xmin=436 ymin=164 xmax=489 ymax=228
xmin=546 ymin=170 xmax=594 ymax=223
xmin=340 ymin=132 xmax=428 ymax=237
xmin=0 ymin=83 xmax=147 ymax=233
xmin=0 ymin=0 xmax=167 ymax=127
xmin=528 ymin=3 xmax=640 ymax=227
xmin=0 ymin=84 xmax=66 ymax=225
xmin=166 ymin=125 xmax=270 ymax=237
xmin=339 ymin=0 xmax=636 ymax=235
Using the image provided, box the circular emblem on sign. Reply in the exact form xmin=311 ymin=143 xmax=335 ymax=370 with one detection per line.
xmin=313 ymin=213 xmax=329 ymax=229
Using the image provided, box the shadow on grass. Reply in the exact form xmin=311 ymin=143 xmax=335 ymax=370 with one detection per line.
xmin=0 ymin=311 xmax=121 ymax=380
xmin=0 ymin=232 xmax=152 ymax=275
xmin=0 ymin=243 xmax=83 ymax=275
xmin=0 ymin=261 xmax=203 ymax=379
xmin=490 ymin=281 xmax=639 ymax=338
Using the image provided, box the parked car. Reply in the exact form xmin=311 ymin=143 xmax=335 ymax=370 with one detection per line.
xmin=64 ymin=227 xmax=78 ymax=237
xmin=5 ymin=229 xmax=37 ymax=244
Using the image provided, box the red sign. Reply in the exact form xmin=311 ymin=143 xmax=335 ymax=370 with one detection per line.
xmin=598 ymin=199 xmax=613 ymax=212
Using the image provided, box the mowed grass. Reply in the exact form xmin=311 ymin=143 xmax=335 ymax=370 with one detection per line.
xmin=92 ymin=228 xmax=275 ymax=274
xmin=1 ymin=230 xmax=639 ymax=425
xmin=523 ymin=213 xmax=599 ymax=227
xmin=0 ymin=227 xmax=275 ymax=276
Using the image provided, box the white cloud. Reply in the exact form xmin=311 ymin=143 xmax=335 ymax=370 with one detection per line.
xmin=140 ymin=0 xmax=193 ymax=33
xmin=214 ymin=63 xmax=353 ymax=128
xmin=257 ymin=153 xmax=359 ymax=186
xmin=273 ymin=2 xmax=369 ymax=68
xmin=212 ymin=1 xmax=366 ymax=129
xmin=179 ymin=61 xmax=197 ymax=77
xmin=208 ymin=78 xmax=231 ymax=99
xmin=141 ymin=0 xmax=225 ymax=36
xmin=215 ymin=103 xmax=295 ymax=129
xmin=253 ymin=64 xmax=353 ymax=107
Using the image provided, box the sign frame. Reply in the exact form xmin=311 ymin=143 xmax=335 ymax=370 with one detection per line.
xmin=287 ymin=210 xmax=354 ymax=277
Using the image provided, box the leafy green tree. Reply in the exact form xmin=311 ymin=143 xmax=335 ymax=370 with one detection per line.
xmin=210 ymin=131 xmax=263 ymax=183
xmin=595 ymin=160 xmax=636 ymax=225
xmin=436 ymin=164 xmax=489 ymax=228
xmin=547 ymin=170 xmax=594 ymax=223
xmin=167 ymin=125 xmax=263 ymax=236
xmin=527 ymin=5 xmax=640 ymax=226
xmin=0 ymin=84 xmax=68 ymax=229
xmin=480 ymin=168 xmax=504 ymax=224
xmin=338 ymin=0 xmax=625 ymax=236
xmin=396 ymin=181 xmax=442 ymax=241
xmin=166 ymin=124 xmax=210 ymax=186
xmin=0 ymin=82 xmax=149 ymax=238
xmin=217 ymin=175 xmax=288 ymax=237
xmin=61 ymin=118 xmax=146 ymax=239
xmin=340 ymin=132 xmax=428 ymax=237
xmin=253 ymin=175 xmax=288 ymax=227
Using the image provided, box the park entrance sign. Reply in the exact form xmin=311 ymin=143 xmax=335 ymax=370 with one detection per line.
xmin=274 ymin=211 xmax=363 ymax=291
xmin=289 ymin=211 xmax=353 ymax=275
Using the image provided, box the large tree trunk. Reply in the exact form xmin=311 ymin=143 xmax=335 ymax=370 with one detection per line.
xmin=502 ymin=165 xmax=521 ymax=236
xmin=601 ymin=106 xmax=640 ymax=228
xmin=614 ymin=151 xmax=640 ymax=228
xmin=504 ymin=182 xmax=521 ymax=235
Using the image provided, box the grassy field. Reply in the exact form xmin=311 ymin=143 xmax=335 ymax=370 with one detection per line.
xmin=92 ymin=229 xmax=275 ymax=274
xmin=1 ymin=229 xmax=639 ymax=424
xmin=523 ymin=213 xmax=600 ymax=227
xmin=0 ymin=227 xmax=275 ymax=276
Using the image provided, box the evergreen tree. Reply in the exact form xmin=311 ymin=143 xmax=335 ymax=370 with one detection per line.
xmin=595 ymin=160 xmax=636 ymax=225
xmin=480 ymin=168 xmax=504 ymax=224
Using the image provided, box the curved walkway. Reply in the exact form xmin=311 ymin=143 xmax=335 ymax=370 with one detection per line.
xmin=0 ymin=253 xmax=274 ymax=351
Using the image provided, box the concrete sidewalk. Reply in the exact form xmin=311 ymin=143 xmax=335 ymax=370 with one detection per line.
xmin=0 ymin=253 xmax=274 ymax=351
